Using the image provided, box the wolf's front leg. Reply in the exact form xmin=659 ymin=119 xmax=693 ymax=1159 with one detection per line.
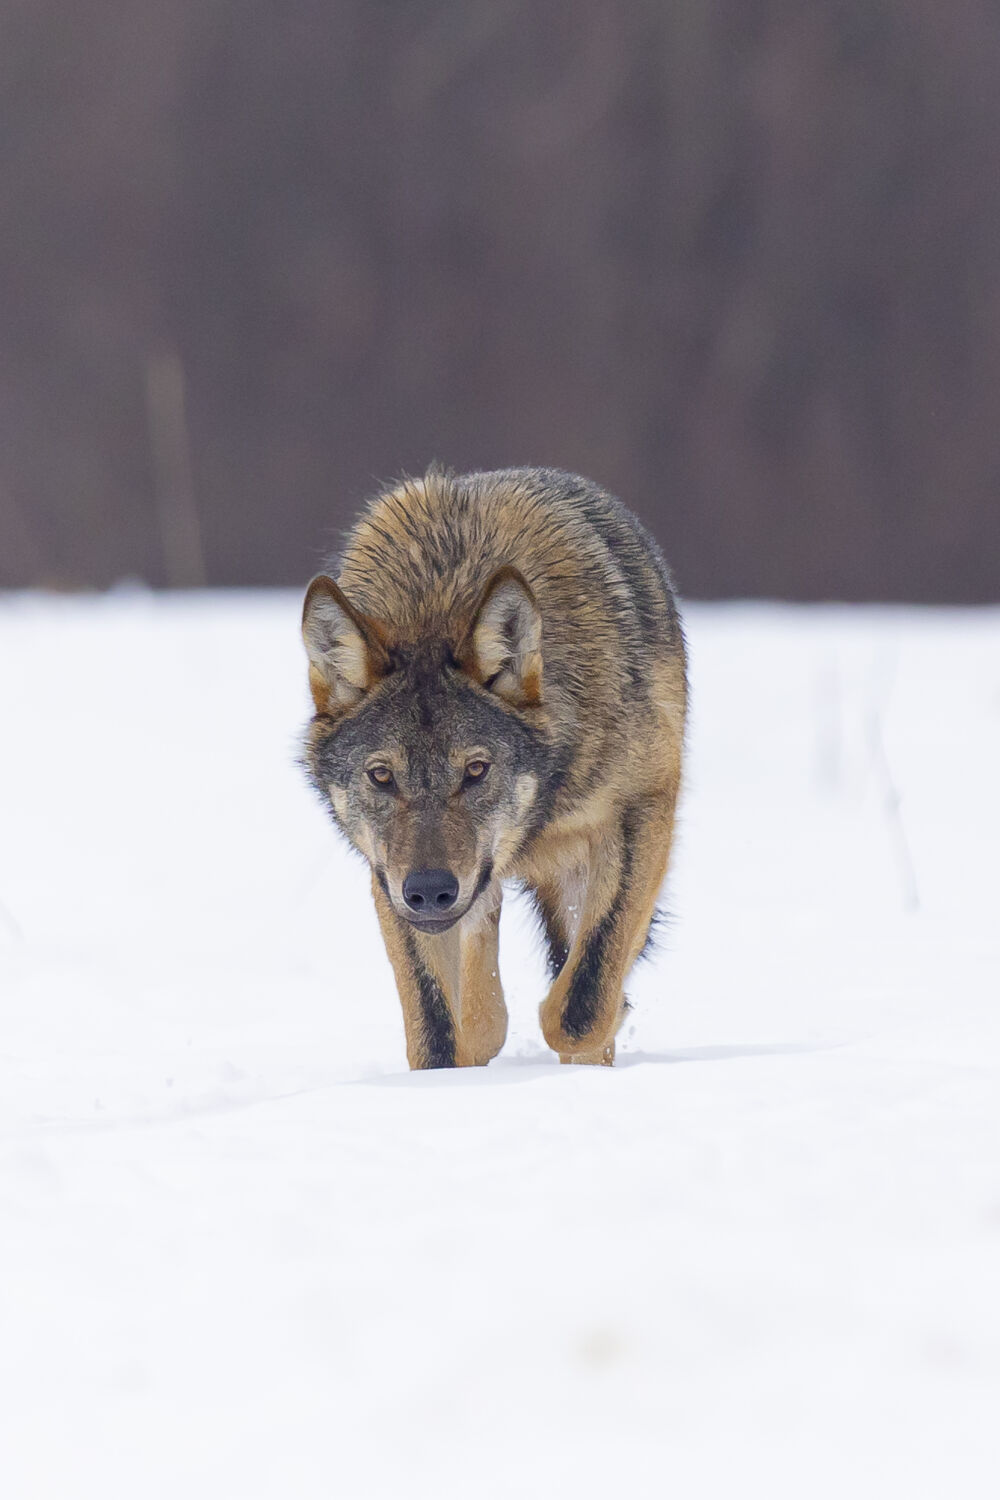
xmin=455 ymin=886 xmax=507 ymax=1065
xmin=372 ymin=879 xmax=507 ymax=1069
xmin=537 ymin=794 xmax=678 ymax=1066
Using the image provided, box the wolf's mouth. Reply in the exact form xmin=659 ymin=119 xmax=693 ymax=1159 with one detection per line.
xmin=403 ymin=910 xmax=464 ymax=935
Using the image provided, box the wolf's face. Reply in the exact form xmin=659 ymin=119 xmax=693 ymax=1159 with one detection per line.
xmin=302 ymin=570 xmax=554 ymax=932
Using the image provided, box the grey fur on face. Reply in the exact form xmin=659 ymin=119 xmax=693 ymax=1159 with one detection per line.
xmin=308 ymin=641 xmax=559 ymax=929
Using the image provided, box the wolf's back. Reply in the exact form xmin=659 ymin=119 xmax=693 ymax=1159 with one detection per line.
xmin=338 ymin=466 xmax=679 ymax=649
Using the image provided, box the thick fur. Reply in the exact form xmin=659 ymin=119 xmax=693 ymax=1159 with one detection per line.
xmin=301 ymin=466 xmax=687 ymax=1068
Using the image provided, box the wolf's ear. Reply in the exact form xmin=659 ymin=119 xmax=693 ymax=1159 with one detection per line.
xmin=460 ymin=566 xmax=542 ymax=708
xmin=302 ymin=575 xmax=391 ymax=713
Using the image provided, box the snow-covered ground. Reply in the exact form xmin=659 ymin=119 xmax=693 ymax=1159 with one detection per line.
xmin=1 ymin=591 xmax=998 ymax=1499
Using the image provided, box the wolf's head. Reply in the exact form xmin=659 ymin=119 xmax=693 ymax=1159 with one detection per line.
xmin=301 ymin=568 xmax=555 ymax=933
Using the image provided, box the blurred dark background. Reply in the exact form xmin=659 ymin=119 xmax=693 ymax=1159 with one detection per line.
xmin=2 ymin=0 xmax=998 ymax=600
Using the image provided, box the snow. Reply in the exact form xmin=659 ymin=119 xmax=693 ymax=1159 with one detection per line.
xmin=1 ymin=590 xmax=998 ymax=1499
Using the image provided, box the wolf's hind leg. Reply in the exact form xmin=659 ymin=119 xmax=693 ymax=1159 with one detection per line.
xmin=532 ymin=874 xmax=613 ymax=1062
xmin=538 ymin=792 xmax=678 ymax=1065
xmin=529 ymin=875 xmax=574 ymax=982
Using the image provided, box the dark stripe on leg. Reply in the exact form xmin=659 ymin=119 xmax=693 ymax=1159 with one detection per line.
xmin=561 ymin=904 xmax=620 ymax=1040
xmin=404 ymin=932 xmax=456 ymax=1068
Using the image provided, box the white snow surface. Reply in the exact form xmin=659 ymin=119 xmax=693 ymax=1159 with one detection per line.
xmin=1 ymin=591 xmax=998 ymax=1499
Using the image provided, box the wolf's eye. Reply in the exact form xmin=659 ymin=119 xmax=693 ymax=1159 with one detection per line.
xmin=463 ymin=759 xmax=490 ymax=786
xmin=367 ymin=764 xmax=395 ymax=789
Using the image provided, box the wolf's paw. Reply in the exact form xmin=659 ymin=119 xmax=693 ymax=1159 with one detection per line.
xmin=559 ymin=1042 xmax=615 ymax=1067
xmin=540 ymin=1002 xmax=616 ymax=1065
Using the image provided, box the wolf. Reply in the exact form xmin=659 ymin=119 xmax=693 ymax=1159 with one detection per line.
xmin=301 ymin=467 xmax=687 ymax=1068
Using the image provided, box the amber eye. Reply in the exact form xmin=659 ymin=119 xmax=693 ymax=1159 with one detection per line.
xmin=367 ymin=764 xmax=395 ymax=789
xmin=463 ymin=759 xmax=490 ymax=786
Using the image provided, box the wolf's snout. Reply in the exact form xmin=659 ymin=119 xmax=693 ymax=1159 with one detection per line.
xmin=403 ymin=868 xmax=459 ymax=913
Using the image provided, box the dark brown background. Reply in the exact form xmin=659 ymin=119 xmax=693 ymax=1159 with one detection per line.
xmin=2 ymin=1 xmax=998 ymax=600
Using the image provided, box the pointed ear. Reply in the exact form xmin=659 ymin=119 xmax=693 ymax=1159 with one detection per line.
xmin=302 ymin=575 xmax=391 ymax=713
xmin=460 ymin=566 xmax=543 ymax=707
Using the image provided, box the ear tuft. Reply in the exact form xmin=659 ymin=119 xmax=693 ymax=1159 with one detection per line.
xmin=460 ymin=566 xmax=543 ymax=707
xmin=302 ymin=575 xmax=391 ymax=713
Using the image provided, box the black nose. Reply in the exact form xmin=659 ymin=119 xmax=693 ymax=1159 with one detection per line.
xmin=402 ymin=868 xmax=459 ymax=913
